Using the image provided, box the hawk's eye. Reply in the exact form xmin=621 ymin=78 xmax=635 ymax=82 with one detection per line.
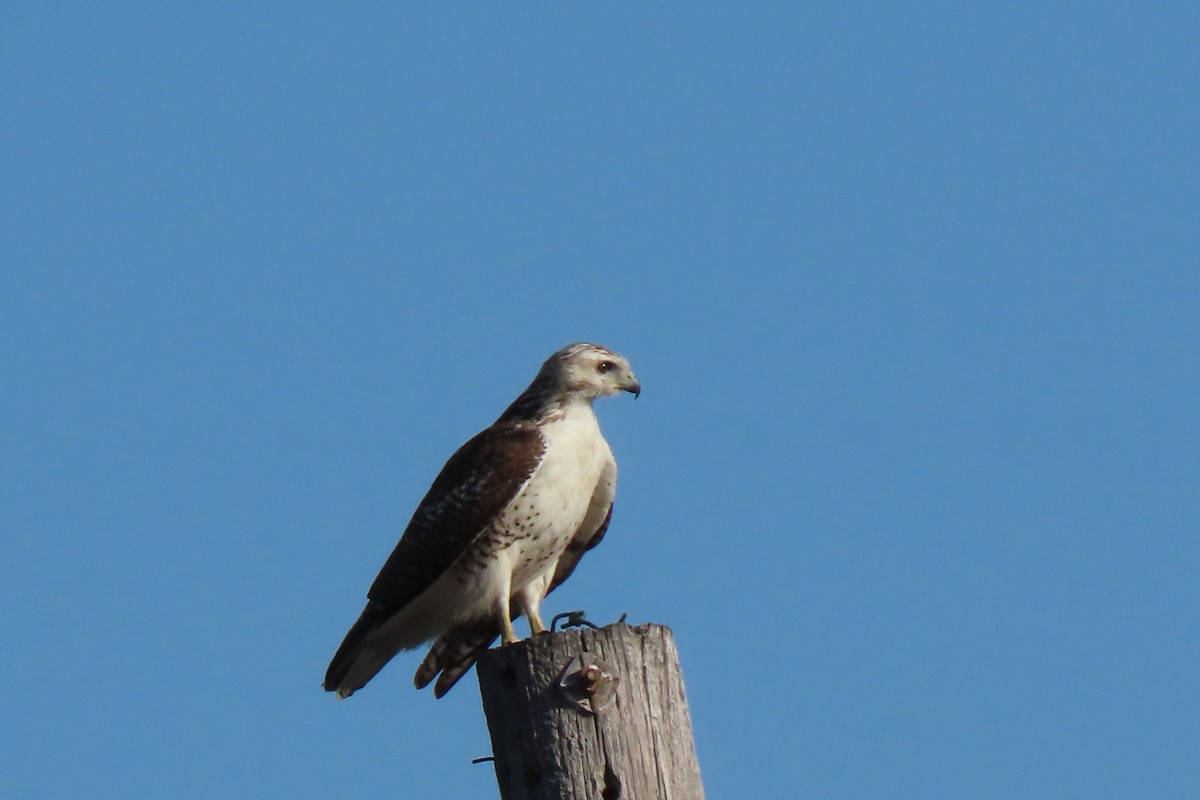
xmin=596 ymin=360 xmax=615 ymax=374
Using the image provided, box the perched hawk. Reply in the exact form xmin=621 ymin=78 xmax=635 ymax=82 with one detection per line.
xmin=324 ymin=343 xmax=639 ymax=699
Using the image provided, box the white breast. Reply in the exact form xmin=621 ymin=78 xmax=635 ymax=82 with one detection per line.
xmin=503 ymin=403 xmax=610 ymax=584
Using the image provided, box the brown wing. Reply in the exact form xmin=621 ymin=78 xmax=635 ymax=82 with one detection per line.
xmin=366 ymin=421 xmax=545 ymax=609
xmin=414 ymin=462 xmax=616 ymax=697
xmin=323 ymin=421 xmax=545 ymax=694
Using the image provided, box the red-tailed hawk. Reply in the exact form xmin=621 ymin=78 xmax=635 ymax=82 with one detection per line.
xmin=324 ymin=343 xmax=639 ymax=698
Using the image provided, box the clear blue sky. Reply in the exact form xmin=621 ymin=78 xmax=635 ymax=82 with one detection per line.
xmin=3 ymin=3 xmax=1197 ymax=798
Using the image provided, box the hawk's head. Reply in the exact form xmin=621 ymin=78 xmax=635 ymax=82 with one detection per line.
xmin=499 ymin=343 xmax=639 ymax=423
xmin=546 ymin=343 xmax=640 ymax=401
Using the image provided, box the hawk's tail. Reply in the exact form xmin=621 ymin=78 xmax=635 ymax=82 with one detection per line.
xmin=414 ymin=619 xmax=500 ymax=698
xmin=323 ymin=603 xmax=394 ymax=699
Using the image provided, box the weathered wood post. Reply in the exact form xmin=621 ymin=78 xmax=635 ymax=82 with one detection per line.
xmin=477 ymin=622 xmax=704 ymax=800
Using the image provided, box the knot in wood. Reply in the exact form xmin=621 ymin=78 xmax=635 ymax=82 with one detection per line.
xmin=557 ymin=653 xmax=619 ymax=714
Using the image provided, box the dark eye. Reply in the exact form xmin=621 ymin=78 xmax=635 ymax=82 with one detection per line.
xmin=596 ymin=360 xmax=615 ymax=374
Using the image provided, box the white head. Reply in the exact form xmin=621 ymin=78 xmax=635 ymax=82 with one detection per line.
xmin=500 ymin=343 xmax=639 ymax=422
xmin=546 ymin=342 xmax=640 ymax=400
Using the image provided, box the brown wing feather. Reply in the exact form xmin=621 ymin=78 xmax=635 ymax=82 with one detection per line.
xmin=366 ymin=422 xmax=545 ymax=608
xmin=323 ymin=421 xmax=545 ymax=694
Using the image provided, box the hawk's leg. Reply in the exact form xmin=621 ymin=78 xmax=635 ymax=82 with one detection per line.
xmin=527 ymin=609 xmax=547 ymax=635
xmin=516 ymin=587 xmax=547 ymax=635
xmin=495 ymin=593 xmax=519 ymax=645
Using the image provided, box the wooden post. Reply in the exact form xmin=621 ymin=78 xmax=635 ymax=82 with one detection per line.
xmin=477 ymin=622 xmax=705 ymax=800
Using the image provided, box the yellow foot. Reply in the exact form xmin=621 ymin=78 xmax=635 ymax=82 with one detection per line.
xmin=500 ymin=616 xmax=519 ymax=645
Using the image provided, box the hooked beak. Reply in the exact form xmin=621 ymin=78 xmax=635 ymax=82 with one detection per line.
xmin=622 ymin=372 xmax=641 ymax=398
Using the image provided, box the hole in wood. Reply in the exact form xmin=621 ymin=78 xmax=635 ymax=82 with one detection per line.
xmin=501 ymin=666 xmax=517 ymax=687
xmin=522 ymin=767 xmax=541 ymax=789
xmin=601 ymin=765 xmax=622 ymax=799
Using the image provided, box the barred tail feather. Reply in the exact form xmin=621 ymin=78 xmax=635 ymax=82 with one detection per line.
xmin=414 ymin=619 xmax=500 ymax=698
